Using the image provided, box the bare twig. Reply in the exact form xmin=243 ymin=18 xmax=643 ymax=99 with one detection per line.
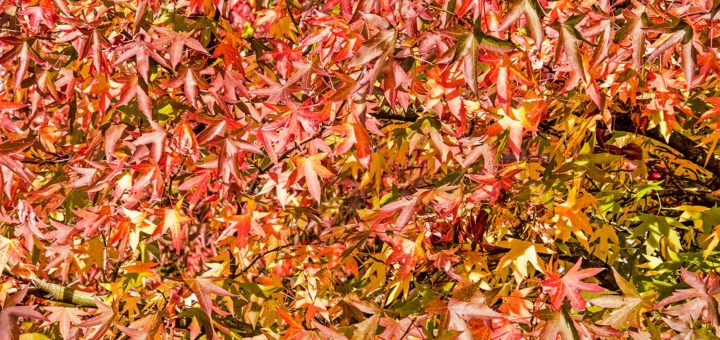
xmin=231 ymin=243 xmax=295 ymax=278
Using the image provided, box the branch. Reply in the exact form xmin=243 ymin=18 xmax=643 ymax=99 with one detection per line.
xmin=231 ymin=243 xmax=295 ymax=278
xmin=374 ymin=104 xmax=720 ymax=191
xmin=10 ymin=271 xmax=265 ymax=336
xmin=612 ymin=114 xmax=720 ymax=190
xmin=372 ymin=107 xmax=419 ymax=122
xmin=12 ymin=272 xmax=102 ymax=307
xmin=21 ymin=155 xmax=70 ymax=165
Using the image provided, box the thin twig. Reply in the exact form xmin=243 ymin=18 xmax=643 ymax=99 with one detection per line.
xmin=232 ymin=243 xmax=295 ymax=277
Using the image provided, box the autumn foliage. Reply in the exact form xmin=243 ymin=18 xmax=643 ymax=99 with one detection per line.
xmin=2 ymin=0 xmax=720 ymax=338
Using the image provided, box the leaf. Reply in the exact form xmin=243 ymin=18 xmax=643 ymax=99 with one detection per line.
xmin=116 ymin=75 xmax=156 ymax=127
xmin=554 ymin=182 xmax=595 ymax=241
xmin=591 ymin=269 xmax=655 ymax=329
xmin=43 ymin=307 xmax=88 ymax=339
xmin=447 ymin=294 xmax=505 ymax=340
xmin=655 ymin=269 xmax=720 ymax=333
xmin=69 ymin=167 xmax=97 ymax=188
xmin=332 ymin=122 xmax=372 ymax=168
xmin=351 ymin=314 xmax=380 ymax=340
xmin=218 ymin=213 xmax=253 ymax=249
xmin=497 ymin=0 xmax=545 ymax=48
xmin=120 ymin=261 xmax=160 ymax=280
xmin=104 ymin=124 xmax=126 ymax=161
xmin=542 ymin=259 xmax=605 ymax=311
xmin=176 ymin=308 xmax=213 ymax=339
xmin=312 ymin=320 xmax=349 ymax=339
xmin=496 ymin=238 xmax=551 ymax=280
xmin=177 ymin=171 xmax=211 ymax=209
xmin=535 ymin=306 xmax=579 ymax=340
xmin=348 ymin=29 xmax=396 ymax=67
xmin=455 ymin=33 xmax=479 ymax=95
xmin=647 ymin=22 xmax=695 ymax=91
xmin=165 ymin=68 xmax=208 ymax=107
xmin=490 ymin=109 xmax=524 ymax=159
xmin=631 ymin=214 xmax=683 ymax=255
xmin=78 ymin=299 xmax=115 ymax=340
xmin=151 ymin=206 xmax=190 ymax=254
xmin=18 ymin=6 xmax=58 ymax=31
xmin=385 ymin=236 xmax=424 ymax=280
xmin=153 ymin=27 xmax=208 ymax=69
xmin=295 ymin=289 xmax=330 ymax=325
xmin=378 ymin=196 xmax=419 ymax=229
xmin=132 ymin=129 xmax=166 ymax=163
xmin=0 ymin=288 xmax=47 ymax=340
xmin=211 ymin=40 xmax=243 ymax=71
xmin=0 ymin=102 xmax=27 ymax=112
xmin=115 ymin=38 xmax=170 ymax=83
xmin=456 ymin=26 xmax=515 ymax=96
xmin=456 ymin=0 xmax=482 ymax=19
xmin=698 ymin=97 xmax=720 ymax=123
xmin=0 ymin=137 xmax=34 ymax=155
xmin=378 ymin=316 xmax=427 ymax=339
xmin=615 ymin=5 xmax=647 ymax=70
xmin=16 ymin=200 xmax=45 ymax=252
xmin=476 ymin=33 xmax=516 ymax=54
xmin=14 ymin=43 xmax=30 ymax=90
xmin=291 ymin=153 xmax=334 ymax=203
xmin=185 ymin=278 xmax=234 ymax=319
xmin=557 ymin=18 xmax=586 ymax=82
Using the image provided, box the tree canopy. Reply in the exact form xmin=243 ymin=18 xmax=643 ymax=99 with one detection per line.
xmin=1 ymin=0 xmax=720 ymax=338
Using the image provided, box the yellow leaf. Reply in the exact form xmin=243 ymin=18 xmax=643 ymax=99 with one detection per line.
xmin=269 ymin=16 xmax=297 ymax=43
xmin=496 ymin=238 xmax=552 ymax=281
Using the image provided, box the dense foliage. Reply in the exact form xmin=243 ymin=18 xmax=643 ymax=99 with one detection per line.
xmin=1 ymin=0 xmax=720 ymax=338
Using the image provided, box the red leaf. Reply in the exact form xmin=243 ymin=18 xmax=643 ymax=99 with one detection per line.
xmin=165 ymin=68 xmax=208 ymax=107
xmin=185 ymin=278 xmax=234 ymax=319
xmin=558 ymin=21 xmax=586 ymax=82
xmin=116 ymin=75 xmax=156 ymax=127
xmin=104 ymin=124 xmax=127 ymax=161
xmin=542 ymin=259 xmax=605 ymax=311
xmin=153 ymin=27 xmax=208 ymax=70
xmin=133 ymin=129 xmax=166 ymax=163
xmin=378 ymin=196 xmax=419 ymax=228
xmin=18 ymin=6 xmax=58 ymax=31
xmin=14 ymin=43 xmax=30 ymax=90
xmin=211 ymin=40 xmax=243 ymax=72
xmin=616 ymin=6 xmax=646 ymax=70
xmin=331 ymin=122 xmax=372 ymax=168
xmin=0 ymin=288 xmax=48 ymax=340
xmin=655 ymin=269 xmax=720 ymax=331
xmin=16 ymin=200 xmax=46 ymax=251
xmin=114 ymin=38 xmax=170 ymax=83
xmin=698 ymin=97 xmax=720 ymax=122
xmin=0 ymin=102 xmax=27 ymax=112
xmin=348 ymin=29 xmax=396 ymax=68
xmin=43 ymin=307 xmax=88 ymax=339
xmin=69 ymin=167 xmax=97 ymax=188
xmin=151 ymin=207 xmax=190 ymax=254
xmin=291 ymin=153 xmax=334 ymax=203
xmin=497 ymin=0 xmax=544 ymax=48
xmin=447 ymin=294 xmax=505 ymax=340
xmin=78 ymin=299 xmax=115 ymax=340
xmin=456 ymin=33 xmax=479 ymax=95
